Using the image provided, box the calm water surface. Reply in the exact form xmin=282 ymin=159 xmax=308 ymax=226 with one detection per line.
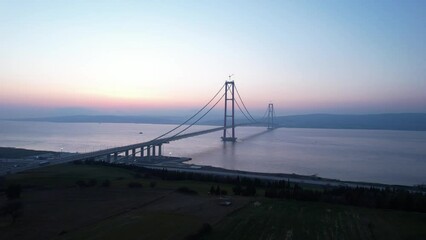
xmin=1 ymin=120 xmax=425 ymax=186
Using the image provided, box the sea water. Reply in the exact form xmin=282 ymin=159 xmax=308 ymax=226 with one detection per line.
xmin=1 ymin=120 xmax=425 ymax=185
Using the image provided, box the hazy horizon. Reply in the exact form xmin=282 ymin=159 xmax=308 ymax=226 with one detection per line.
xmin=2 ymin=106 xmax=426 ymax=120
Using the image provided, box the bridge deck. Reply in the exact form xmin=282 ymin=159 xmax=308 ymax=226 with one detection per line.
xmin=60 ymin=123 xmax=265 ymax=162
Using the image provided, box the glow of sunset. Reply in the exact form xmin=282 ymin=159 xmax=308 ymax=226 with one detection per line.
xmin=1 ymin=0 xmax=425 ymax=118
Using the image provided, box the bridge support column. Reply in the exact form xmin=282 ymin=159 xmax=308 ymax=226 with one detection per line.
xmin=222 ymin=80 xmax=237 ymax=142
xmin=107 ymin=154 xmax=111 ymax=162
xmin=267 ymin=103 xmax=275 ymax=130
xmin=158 ymin=144 xmax=162 ymax=156
xmin=113 ymin=152 xmax=118 ymax=162
xmin=152 ymin=145 xmax=156 ymax=157
xmin=147 ymin=146 xmax=151 ymax=158
xmin=132 ymin=148 xmax=136 ymax=160
xmin=125 ymin=150 xmax=129 ymax=161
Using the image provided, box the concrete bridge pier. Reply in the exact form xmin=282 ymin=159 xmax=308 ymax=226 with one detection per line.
xmin=147 ymin=146 xmax=151 ymax=159
xmin=131 ymin=148 xmax=136 ymax=160
xmin=107 ymin=154 xmax=111 ymax=163
xmin=158 ymin=144 xmax=162 ymax=156
xmin=152 ymin=145 xmax=156 ymax=157
xmin=113 ymin=152 xmax=118 ymax=162
xmin=145 ymin=146 xmax=149 ymax=158
xmin=125 ymin=150 xmax=129 ymax=162
xmin=140 ymin=146 xmax=145 ymax=159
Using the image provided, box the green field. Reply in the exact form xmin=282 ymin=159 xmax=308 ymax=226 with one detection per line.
xmin=4 ymin=164 xmax=236 ymax=195
xmin=2 ymin=164 xmax=426 ymax=240
xmin=205 ymin=199 xmax=426 ymax=240
xmin=61 ymin=212 xmax=202 ymax=240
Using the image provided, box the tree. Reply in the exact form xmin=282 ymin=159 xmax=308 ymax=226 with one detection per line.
xmin=233 ymin=185 xmax=242 ymax=195
xmin=215 ymin=185 xmax=221 ymax=195
xmin=245 ymin=185 xmax=256 ymax=196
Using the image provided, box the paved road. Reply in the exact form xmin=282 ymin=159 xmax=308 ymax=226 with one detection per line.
xmin=134 ymin=163 xmax=385 ymax=189
xmin=0 ymin=153 xmax=77 ymax=176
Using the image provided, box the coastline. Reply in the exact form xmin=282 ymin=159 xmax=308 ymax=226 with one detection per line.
xmin=2 ymin=146 xmax=424 ymax=193
xmin=134 ymin=156 xmax=425 ymax=191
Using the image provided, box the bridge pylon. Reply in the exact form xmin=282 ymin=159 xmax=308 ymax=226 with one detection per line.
xmin=222 ymin=80 xmax=237 ymax=142
xmin=267 ymin=103 xmax=275 ymax=130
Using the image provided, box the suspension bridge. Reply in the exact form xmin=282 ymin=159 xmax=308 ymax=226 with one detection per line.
xmin=60 ymin=80 xmax=277 ymax=163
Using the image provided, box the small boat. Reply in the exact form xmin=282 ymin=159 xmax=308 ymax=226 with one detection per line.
xmin=139 ymin=132 xmax=143 ymax=134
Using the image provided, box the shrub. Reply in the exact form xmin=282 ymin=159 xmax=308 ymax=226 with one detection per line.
xmin=215 ymin=185 xmax=221 ymax=196
xmin=233 ymin=185 xmax=242 ymax=195
xmin=72 ymin=160 xmax=83 ymax=165
xmin=101 ymin=179 xmax=111 ymax=187
xmin=128 ymin=182 xmax=142 ymax=188
xmin=177 ymin=186 xmax=197 ymax=195
xmin=242 ymin=185 xmax=256 ymax=196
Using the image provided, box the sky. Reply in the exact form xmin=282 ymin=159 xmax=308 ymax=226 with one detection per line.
xmin=0 ymin=0 xmax=425 ymax=118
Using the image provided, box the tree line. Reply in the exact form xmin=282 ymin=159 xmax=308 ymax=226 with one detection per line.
xmin=73 ymin=159 xmax=426 ymax=213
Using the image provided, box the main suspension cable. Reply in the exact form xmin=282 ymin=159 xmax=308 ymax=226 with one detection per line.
xmin=235 ymin=98 xmax=255 ymax=123
xmin=171 ymin=92 xmax=225 ymax=138
xmin=260 ymin=107 xmax=269 ymax=122
xmin=152 ymin=84 xmax=225 ymax=140
xmin=234 ymin=85 xmax=257 ymax=122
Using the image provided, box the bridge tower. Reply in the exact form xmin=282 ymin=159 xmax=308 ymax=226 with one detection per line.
xmin=267 ymin=103 xmax=275 ymax=130
xmin=222 ymin=80 xmax=237 ymax=142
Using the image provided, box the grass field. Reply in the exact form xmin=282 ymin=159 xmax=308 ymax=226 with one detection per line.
xmin=4 ymin=163 xmax=237 ymax=195
xmin=1 ymin=163 xmax=426 ymax=240
xmin=61 ymin=211 xmax=202 ymax=240
xmin=4 ymin=164 xmax=135 ymax=188
xmin=1 ymin=164 xmax=247 ymax=240
xmin=0 ymin=147 xmax=54 ymax=159
xmin=205 ymin=199 xmax=426 ymax=240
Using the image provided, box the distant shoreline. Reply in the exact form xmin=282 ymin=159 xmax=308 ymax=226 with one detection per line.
xmin=5 ymin=112 xmax=426 ymax=131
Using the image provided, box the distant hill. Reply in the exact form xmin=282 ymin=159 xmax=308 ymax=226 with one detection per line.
xmin=11 ymin=113 xmax=426 ymax=131
xmin=275 ymin=113 xmax=426 ymax=131
xmin=13 ymin=115 xmax=187 ymax=125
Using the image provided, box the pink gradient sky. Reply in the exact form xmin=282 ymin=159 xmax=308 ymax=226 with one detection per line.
xmin=1 ymin=1 xmax=425 ymax=118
